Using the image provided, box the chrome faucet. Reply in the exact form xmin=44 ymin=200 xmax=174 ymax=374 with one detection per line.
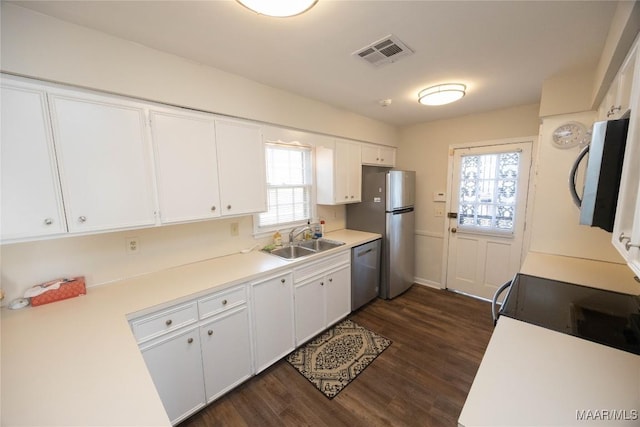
xmin=289 ymin=224 xmax=312 ymax=245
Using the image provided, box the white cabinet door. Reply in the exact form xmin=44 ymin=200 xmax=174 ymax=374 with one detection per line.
xmin=215 ymin=120 xmax=266 ymax=216
xmin=150 ymin=108 xmax=220 ymax=223
xmin=378 ymin=146 xmax=396 ymax=167
xmin=200 ymin=306 xmax=252 ymax=403
xmin=362 ymin=145 xmax=396 ymax=167
xmin=1 ymin=80 xmax=67 ymax=241
xmin=316 ymin=140 xmax=362 ymax=205
xmin=612 ymin=39 xmax=640 ymax=276
xmin=251 ymin=272 xmax=295 ymax=373
xmin=325 ymin=265 xmax=351 ymax=327
xmin=48 ymin=91 xmax=156 ymax=233
xmin=294 ymin=277 xmax=325 ymax=345
xmin=140 ymin=328 xmax=206 ymax=425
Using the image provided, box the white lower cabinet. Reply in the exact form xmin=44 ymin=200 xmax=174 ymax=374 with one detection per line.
xmin=139 ymin=327 xmax=206 ymax=425
xmin=200 ymin=306 xmax=252 ymax=403
xmin=131 ymin=284 xmax=253 ymax=425
xmin=250 ymin=272 xmax=295 ymax=373
xmin=130 ymin=250 xmax=356 ymax=423
xmin=294 ymin=253 xmax=351 ymax=345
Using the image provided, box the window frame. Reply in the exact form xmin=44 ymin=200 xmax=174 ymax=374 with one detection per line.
xmin=253 ymin=141 xmax=315 ymax=236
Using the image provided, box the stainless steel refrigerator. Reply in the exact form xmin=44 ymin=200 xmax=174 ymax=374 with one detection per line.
xmin=347 ymin=169 xmax=416 ymax=299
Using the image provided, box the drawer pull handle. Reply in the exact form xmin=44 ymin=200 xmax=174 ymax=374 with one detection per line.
xmin=44 ymin=218 xmax=53 ymax=225
xmin=222 ymin=299 xmax=228 ymax=305
xmin=165 ymin=319 xmax=172 ymax=326
xmin=208 ymin=330 xmax=213 ymax=336
xmin=78 ymin=216 xmax=87 ymax=223
xmin=187 ymin=337 xmax=193 ymax=344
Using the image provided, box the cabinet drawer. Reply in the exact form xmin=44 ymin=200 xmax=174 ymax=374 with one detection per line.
xmin=293 ymin=251 xmax=350 ymax=282
xmin=198 ymin=285 xmax=247 ymax=320
xmin=131 ymin=302 xmax=198 ymax=343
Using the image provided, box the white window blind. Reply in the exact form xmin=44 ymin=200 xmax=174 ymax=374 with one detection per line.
xmin=258 ymin=143 xmax=312 ymax=230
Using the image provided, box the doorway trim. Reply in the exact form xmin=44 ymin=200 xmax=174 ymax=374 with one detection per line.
xmin=441 ymin=136 xmax=538 ymax=295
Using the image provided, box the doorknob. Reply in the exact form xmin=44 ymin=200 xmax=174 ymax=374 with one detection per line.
xmin=451 ymin=227 xmax=457 ymax=233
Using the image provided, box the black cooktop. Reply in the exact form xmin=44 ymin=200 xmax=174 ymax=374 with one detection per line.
xmin=499 ymin=273 xmax=640 ymax=355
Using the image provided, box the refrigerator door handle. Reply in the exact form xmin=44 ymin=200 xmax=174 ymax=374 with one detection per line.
xmin=391 ymin=207 xmax=414 ymax=215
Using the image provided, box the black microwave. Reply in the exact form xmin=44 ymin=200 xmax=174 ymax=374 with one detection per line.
xmin=570 ymin=117 xmax=630 ymax=232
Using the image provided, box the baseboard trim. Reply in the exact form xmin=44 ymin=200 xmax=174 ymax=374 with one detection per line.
xmin=413 ymin=277 xmax=443 ymax=290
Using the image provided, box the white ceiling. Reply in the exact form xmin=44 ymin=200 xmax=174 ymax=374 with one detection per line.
xmin=11 ymin=1 xmax=617 ymax=127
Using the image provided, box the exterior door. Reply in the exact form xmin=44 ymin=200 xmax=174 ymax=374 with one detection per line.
xmin=446 ymin=142 xmax=532 ymax=300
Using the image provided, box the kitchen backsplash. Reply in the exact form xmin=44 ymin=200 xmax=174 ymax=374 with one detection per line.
xmin=0 ymin=204 xmax=346 ymax=306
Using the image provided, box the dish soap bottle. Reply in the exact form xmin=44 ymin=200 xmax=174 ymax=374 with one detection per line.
xmin=273 ymin=230 xmax=282 ymax=247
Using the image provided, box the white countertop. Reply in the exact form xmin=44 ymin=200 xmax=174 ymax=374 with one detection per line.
xmin=521 ymin=251 xmax=640 ymax=295
xmin=459 ymin=251 xmax=640 ymax=427
xmin=459 ymin=316 xmax=640 ymax=427
xmin=1 ymin=229 xmax=380 ymax=427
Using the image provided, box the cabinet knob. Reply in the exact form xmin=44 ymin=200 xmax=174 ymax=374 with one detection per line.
xmin=281 ymin=278 xmax=286 ymax=283
xmin=380 ymin=158 xmax=384 ymax=162
xmin=211 ymin=206 xmax=216 ymax=212
xmin=208 ymin=330 xmax=213 ymax=336
xmin=329 ymin=278 xmax=333 ymax=282
xmin=44 ymin=218 xmax=53 ymax=226
xmin=78 ymin=216 xmax=87 ymax=223
xmin=222 ymin=299 xmax=228 ymax=305
xmin=227 ymin=205 xmax=232 ymax=210
xmin=619 ymin=232 xmax=630 ymax=243
xmin=625 ymin=241 xmax=640 ymax=251
xmin=344 ymin=195 xmax=348 ymax=199
xmin=165 ymin=319 xmax=172 ymax=326
xmin=187 ymin=337 xmax=193 ymax=344
xmin=320 ymin=282 xmax=324 ymax=286
xmin=350 ymin=195 xmax=354 ymax=199
xmin=376 ymin=157 xmax=380 ymax=161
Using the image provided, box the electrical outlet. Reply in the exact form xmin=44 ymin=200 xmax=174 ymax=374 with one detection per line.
xmin=126 ymin=237 xmax=140 ymax=254
xmin=230 ymin=222 xmax=239 ymax=236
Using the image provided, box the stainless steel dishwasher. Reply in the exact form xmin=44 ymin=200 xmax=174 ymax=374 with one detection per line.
xmin=351 ymin=239 xmax=381 ymax=310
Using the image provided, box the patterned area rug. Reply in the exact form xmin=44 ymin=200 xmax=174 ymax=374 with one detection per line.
xmin=286 ymin=319 xmax=392 ymax=399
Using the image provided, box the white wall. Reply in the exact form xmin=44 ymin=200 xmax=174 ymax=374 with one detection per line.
xmin=529 ymin=112 xmax=626 ymax=263
xmin=397 ymin=104 xmax=541 ymax=287
xmin=0 ymin=4 xmax=367 ymax=303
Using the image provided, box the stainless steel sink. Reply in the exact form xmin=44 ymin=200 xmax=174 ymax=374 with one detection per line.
xmin=298 ymin=238 xmax=345 ymax=252
xmin=269 ymin=245 xmax=317 ymax=260
xmin=267 ymin=239 xmax=345 ymax=260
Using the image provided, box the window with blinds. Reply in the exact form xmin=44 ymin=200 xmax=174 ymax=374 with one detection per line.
xmin=257 ymin=143 xmax=312 ymax=230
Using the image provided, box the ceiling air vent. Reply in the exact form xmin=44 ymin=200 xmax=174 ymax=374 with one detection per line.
xmin=353 ymin=34 xmax=413 ymax=67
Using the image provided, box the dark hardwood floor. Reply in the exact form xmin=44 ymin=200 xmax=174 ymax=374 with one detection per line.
xmin=181 ymin=285 xmax=494 ymax=427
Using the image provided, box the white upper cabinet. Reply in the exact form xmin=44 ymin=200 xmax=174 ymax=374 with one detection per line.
xmin=215 ymin=120 xmax=267 ymax=217
xmin=599 ymin=44 xmax=637 ymax=121
xmin=48 ymin=89 xmax=157 ymax=233
xmin=0 ymin=79 xmax=67 ymax=241
xmin=150 ymin=108 xmax=221 ymax=223
xmin=361 ymin=144 xmax=396 ymax=167
xmin=612 ymin=39 xmax=640 ymax=277
xmin=316 ymin=139 xmax=362 ymax=205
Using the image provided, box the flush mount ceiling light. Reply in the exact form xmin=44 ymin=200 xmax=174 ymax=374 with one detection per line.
xmin=236 ymin=0 xmax=318 ymax=17
xmin=418 ymin=83 xmax=466 ymax=106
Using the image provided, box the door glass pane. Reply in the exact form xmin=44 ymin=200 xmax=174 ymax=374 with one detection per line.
xmin=458 ymin=151 xmax=520 ymax=233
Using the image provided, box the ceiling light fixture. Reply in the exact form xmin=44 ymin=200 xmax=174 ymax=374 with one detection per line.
xmin=236 ymin=0 xmax=318 ymax=17
xmin=418 ymin=83 xmax=466 ymax=106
